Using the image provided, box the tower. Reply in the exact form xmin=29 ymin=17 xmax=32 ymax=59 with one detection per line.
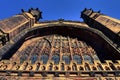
xmin=81 ymin=8 xmax=120 ymax=47
xmin=0 ymin=8 xmax=119 ymax=80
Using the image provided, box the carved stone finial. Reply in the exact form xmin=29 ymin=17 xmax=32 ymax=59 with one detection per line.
xmin=36 ymin=8 xmax=39 ymax=10
xmin=31 ymin=8 xmax=33 ymax=10
xmin=27 ymin=8 xmax=42 ymax=22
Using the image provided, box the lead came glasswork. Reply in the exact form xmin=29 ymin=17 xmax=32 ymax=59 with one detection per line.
xmin=11 ymin=35 xmax=98 ymax=65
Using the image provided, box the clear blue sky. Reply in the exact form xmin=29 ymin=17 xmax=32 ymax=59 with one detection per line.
xmin=0 ymin=0 xmax=120 ymax=21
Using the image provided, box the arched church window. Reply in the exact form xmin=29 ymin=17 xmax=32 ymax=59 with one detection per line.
xmin=51 ymin=54 xmax=60 ymax=64
xmin=62 ymin=55 xmax=70 ymax=64
xmin=40 ymin=54 xmax=49 ymax=64
xmin=73 ymin=55 xmax=82 ymax=64
xmin=30 ymin=54 xmax=38 ymax=64
xmin=83 ymin=54 xmax=93 ymax=64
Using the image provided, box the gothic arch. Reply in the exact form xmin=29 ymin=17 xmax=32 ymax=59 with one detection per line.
xmin=0 ymin=22 xmax=120 ymax=62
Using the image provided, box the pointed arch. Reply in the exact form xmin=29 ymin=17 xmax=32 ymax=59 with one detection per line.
xmin=1 ymin=21 xmax=119 ymax=62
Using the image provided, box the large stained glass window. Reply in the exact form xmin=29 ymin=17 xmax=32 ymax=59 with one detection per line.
xmin=11 ymin=35 xmax=99 ymax=66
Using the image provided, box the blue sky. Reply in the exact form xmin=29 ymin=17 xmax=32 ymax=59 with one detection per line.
xmin=0 ymin=0 xmax=120 ymax=21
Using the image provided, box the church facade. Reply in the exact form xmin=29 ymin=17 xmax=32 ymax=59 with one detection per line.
xmin=0 ymin=8 xmax=120 ymax=80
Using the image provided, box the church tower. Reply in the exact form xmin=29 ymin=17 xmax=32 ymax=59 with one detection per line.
xmin=81 ymin=8 xmax=120 ymax=47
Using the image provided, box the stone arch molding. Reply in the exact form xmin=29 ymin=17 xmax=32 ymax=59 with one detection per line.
xmin=0 ymin=21 xmax=120 ymax=61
